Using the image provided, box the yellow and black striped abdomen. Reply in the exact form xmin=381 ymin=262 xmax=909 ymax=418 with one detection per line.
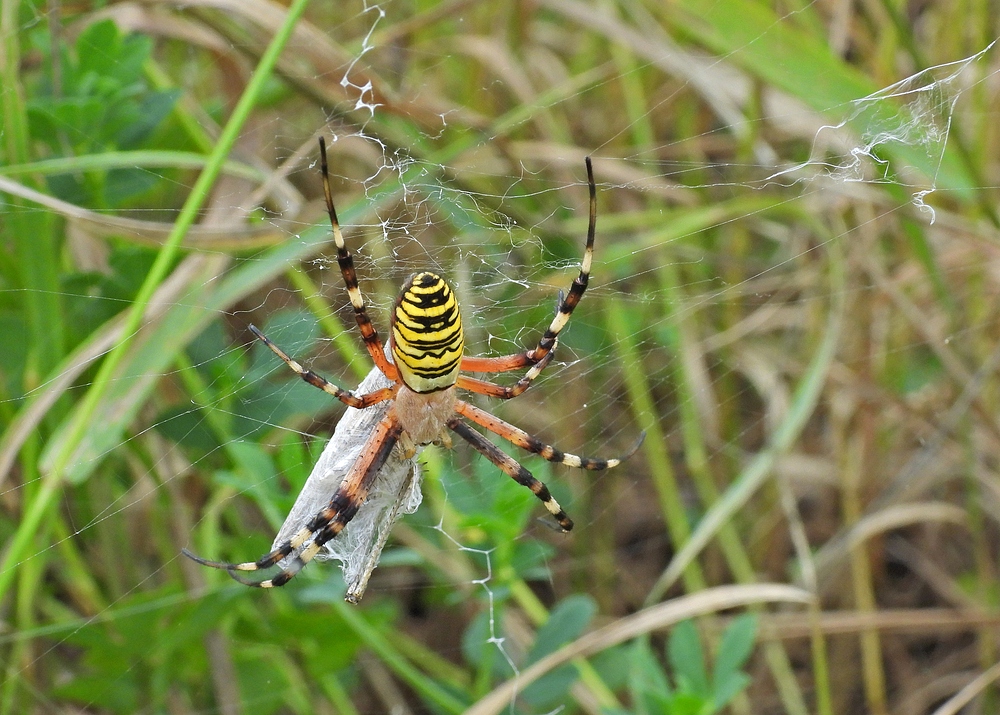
xmin=391 ymin=272 xmax=464 ymax=393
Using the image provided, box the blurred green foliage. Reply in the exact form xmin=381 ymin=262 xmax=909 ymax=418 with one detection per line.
xmin=2 ymin=1 xmax=998 ymax=714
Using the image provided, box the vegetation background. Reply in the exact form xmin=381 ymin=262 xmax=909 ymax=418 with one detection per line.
xmin=2 ymin=0 xmax=999 ymax=713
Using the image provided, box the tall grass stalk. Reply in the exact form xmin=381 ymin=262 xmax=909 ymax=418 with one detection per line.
xmin=0 ymin=0 xmax=317 ymax=604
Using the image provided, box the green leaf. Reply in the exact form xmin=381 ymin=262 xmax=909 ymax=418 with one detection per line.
xmin=668 ymin=619 xmax=709 ymax=696
xmin=461 ymin=608 xmax=491 ymax=668
xmin=235 ymin=651 xmax=294 ymax=715
xmin=0 ymin=313 xmax=29 ymax=399
xmin=712 ymin=614 xmax=757 ymax=684
xmin=711 ymin=614 xmax=757 ymax=708
xmin=223 ymin=441 xmax=286 ymax=528
xmin=520 ymin=664 xmax=579 ymax=709
xmin=517 ymin=595 xmax=598 ymax=708
xmin=153 ymin=403 xmax=220 ymax=453
xmin=670 ymin=691 xmax=714 ymax=715
xmin=77 ymin=20 xmax=125 ymax=78
xmin=26 ymin=18 xmax=177 ymax=207
xmin=461 ymin=608 xmax=515 ymax=680
xmin=53 ymin=673 xmax=140 ymax=714
xmin=712 ymin=672 xmax=752 ymax=711
xmin=117 ymin=89 xmax=180 ymax=150
xmin=627 ymin=640 xmax=673 ymax=715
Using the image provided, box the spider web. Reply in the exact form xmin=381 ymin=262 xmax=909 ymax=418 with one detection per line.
xmin=2 ymin=2 xmax=1000 ymax=714
xmin=763 ymin=40 xmax=996 ymax=221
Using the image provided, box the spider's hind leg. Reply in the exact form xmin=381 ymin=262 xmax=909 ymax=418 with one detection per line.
xmin=183 ymin=413 xmax=404 ymax=589
xmin=455 ymin=400 xmax=645 ymax=469
xmin=183 ymin=511 xmax=351 ymax=588
xmin=447 ymin=417 xmax=574 ymax=531
xmin=181 ymin=523 xmax=323 ymax=588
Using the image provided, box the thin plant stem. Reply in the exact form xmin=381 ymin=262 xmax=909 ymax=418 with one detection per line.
xmin=0 ymin=0 xmax=316 ymax=604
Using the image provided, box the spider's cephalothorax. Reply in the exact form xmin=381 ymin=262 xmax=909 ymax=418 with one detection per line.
xmin=183 ymin=138 xmax=644 ymax=589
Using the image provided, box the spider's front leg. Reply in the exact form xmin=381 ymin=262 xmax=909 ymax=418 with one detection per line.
xmin=460 ymin=157 xmax=597 ymax=394
xmin=318 ymin=137 xmax=399 ymax=381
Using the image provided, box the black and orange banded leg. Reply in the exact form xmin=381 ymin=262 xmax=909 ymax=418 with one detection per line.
xmin=458 ymin=157 xmax=597 ymax=392
xmin=249 ymin=325 xmax=396 ymax=409
xmin=183 ymin=414 xmax=403 ymax=587
xmin=447 ymin=417 xmax=573 ymax=531
xmin=318 ymin=136 xmax=399 ymax=381
xmin=456 ymin=349 xmax=556 ymax=400
xmin=529 ymin=156 xmax=597 ymax=364
xmin=455 ymin=400 xmax=644 ymax=469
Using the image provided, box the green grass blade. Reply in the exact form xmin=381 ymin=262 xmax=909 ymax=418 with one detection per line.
xmin=0 ymin=0 xmax=315 ymax=604
xmin=648 ymin=236 xmax=846 ymax=601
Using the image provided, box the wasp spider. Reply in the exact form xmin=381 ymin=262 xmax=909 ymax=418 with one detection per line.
xmin=184 ymin=138 xmax=643 ymax=588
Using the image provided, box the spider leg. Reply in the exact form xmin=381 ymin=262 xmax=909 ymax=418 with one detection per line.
xmin=530 ymin=157 xmax=596 ymax=363
xmin=455 ymin=400 xmax=644 ymax=468
xmin=319 ymin=136 xmax=399 ymax=381
xmin=447 ymin=417 xmax=573 ymax=531
xmin=459 ymin=292 xmax=565 ymax=375
xmin=458 ymin=157 xmax=596 ymax=391
xmin=249 ymin=324 xmax=396 ymax=409
xmin=460 ymin=353 xmax=537 ymax=373
xmin=456 ymin=348 xmax=556 ymax=399
xmin=183 ymin=414 xmax=403 ymax=587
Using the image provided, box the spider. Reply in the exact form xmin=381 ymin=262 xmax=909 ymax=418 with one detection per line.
xmin=183 ymin=138 xmax=643 ymax=588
